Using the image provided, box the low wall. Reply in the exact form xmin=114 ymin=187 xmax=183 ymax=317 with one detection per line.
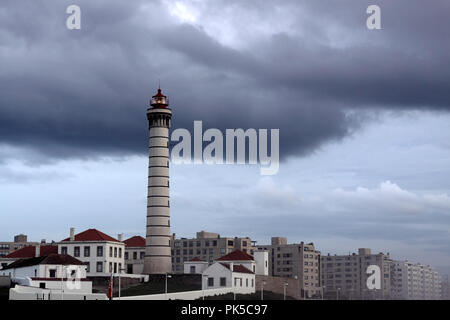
xmin=9 ymin=285 xmax=107 ymax=300
xmin=115 ymin=286 xmax=255 ymax=300
xmin=255 ymin=275 xmax=301 ymax=300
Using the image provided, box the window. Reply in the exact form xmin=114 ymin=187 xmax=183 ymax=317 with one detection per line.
xmin=109 ymin=247 xmax=113 ymax=257
xmin=189 ymin=249 xmax=193 ymax=255
xmin=84 ymin=246 xmax=90 ymax=257
xmin=97 ymin=246 xmax=103 ymax=257
xmin=61 ymin=247 xmax=68 ymax=255
xmin=205 ymin=241 xmax=210 ymax=247
xmin=251 ymin=279 xmax=254 ymax=287
xmin=243 ymin=241 xmax=247 ymax=246
xmin=240 ymin=279 xmax=243 ymax=287
xmin=84 ymin=262 xmax=90 ymax=273
xmin=228 ymin=240 xmax=234 ymax=246
xmin=114 ymin=247 xmax=117 ymax=258
xmin=74 ymin=246 xmax=80 ymax=257
xmin=119 ymin=248 xmax=122 ymax=258
xmin=39 ymin=283 xmax=46 ymax=289
xmin=190 ymin=266 xmax=196 ymax=274
xmin=133 ymin=252 xmax=137 ymax=260
xmin=125 ymin=252 xmax=129 ymax=260
xmin=208 ymin=277 xmax=214 ymax=287
xmin=220 ymin=277 xmax=226 ymax=287
xmin=246 ymin=278 xmax=249 ymax=287
xmin=49 ymin=269 xmax=56 ymax=278
xmin=140 ymin=252 xmax=145 ymax=260
xmin=97 ymin=262 xmax=103 ymax=273
xmin=212 ymin=240 xmax=217 ymax=247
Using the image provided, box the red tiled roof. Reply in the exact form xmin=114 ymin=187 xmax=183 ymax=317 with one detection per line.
xmin=5 ymin=245 xmax=58 ymax=259
xmin=124 ymin=236 xmax=145 ymax=247
xmin=2 ymin=254 xmax=84 ymax=270
xmin=220 ymin=263 xmax=254 ymax=274
xmin=216 ymin=250 xmax=254 ymax=261
xmin=61 ymin=229 xmax=120 ymax=242
xmin=189 ymin=257 xmax=204 ymax=262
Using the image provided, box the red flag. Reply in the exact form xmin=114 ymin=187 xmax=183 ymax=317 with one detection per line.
xmin=107 ymin=273 xmax=113 ymax=300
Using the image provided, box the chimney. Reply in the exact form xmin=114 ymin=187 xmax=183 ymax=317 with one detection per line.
xmin=230 ymin=262 xmax=234 ymax=273
xmin=35 ymin=245 xmax=40 ymax=257
xmin=41 ymin=239 xmax=46 ymax=244
xmin=70 ymin=227 xmax=75 ymax=241
xmin=118 ymin=234 xmax=123 ymax=242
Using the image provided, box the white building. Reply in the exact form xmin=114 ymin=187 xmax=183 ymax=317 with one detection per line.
xmin=0 ymin=253 xmax=98 ymax=297
xmin=124 ymin=236 xmax=146 ymax=274
xmin=253 ymin=251 xmax=269 ymax=276
xmin=391 ymin=260 xmax=441 ymax=300
xmin=57 ymin=228 xmax=125 ymax=277
xmin=184 ymin=257 xmax=209 ymax=274
xmin=201 ymin=250 xmax=257 ymax=295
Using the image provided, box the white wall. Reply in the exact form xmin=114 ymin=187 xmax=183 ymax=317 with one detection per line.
xmin=254 ymin=251 xmax=269 ymax=276
xmin=184 ymin=261 xmax=208 ymax=274
xmin=9 ymin=285 xmax=107 ymax=300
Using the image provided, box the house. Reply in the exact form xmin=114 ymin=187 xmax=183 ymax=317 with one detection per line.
xmin=0 ymin=244 xmax=58 ymax=270
xmin=57 ymin=228 xmax=125 ymax=277
xmin=184 ymin=257 xmax=208 ymax=274
xmin=0 ymin=253 xmax=91 ymax=293
xmin=124 ymin=236 xmax=145 ymax=274
xmin=201 ymin=250 xmax=256 ymax=294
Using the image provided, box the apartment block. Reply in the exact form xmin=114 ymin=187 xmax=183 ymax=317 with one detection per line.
xmin=321 ymin=248 xmax=392 ymax=300
xmin=391 ymin=260 xmax=441 ymax=300
xmin=0 ymin=234 xmax=39 ymax=258
xmin=254 ymin=237 xmax=321 ymax=299
xmin=171 ymin=231 xmax=253 ymax=273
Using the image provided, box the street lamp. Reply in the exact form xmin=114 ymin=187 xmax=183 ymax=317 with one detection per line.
xmin=283 ymin=281 xmax=289 ymax=300
xmin=261 ymin=280 xmax=266 ymax=300
xmin=321 ymin=286 xmax=326 ymax=300
xmin=165 ymin=273 xmax=172 ymax=300
xmin=118 ymin=267 xmax=126 ymax=300
xmin=336 ymin=287 xmax=341 ymax=300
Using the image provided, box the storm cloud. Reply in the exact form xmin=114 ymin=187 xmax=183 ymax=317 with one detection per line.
xmin=1 ymin=0 xmax=450 ymax=162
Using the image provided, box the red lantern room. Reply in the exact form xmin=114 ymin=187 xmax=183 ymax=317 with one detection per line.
xmin=150 ymin=88 xmax=169 ymax=108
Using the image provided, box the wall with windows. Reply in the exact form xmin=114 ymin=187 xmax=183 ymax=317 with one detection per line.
xmin=58 ymin=241 xmax=125 ymax=277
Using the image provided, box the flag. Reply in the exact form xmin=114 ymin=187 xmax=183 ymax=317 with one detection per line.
xmin=107 ymin=273 xmax=113 ymax=300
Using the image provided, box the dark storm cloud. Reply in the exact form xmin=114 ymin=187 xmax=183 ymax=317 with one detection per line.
xmin=0 ymin=0 xmax=449 ymax=161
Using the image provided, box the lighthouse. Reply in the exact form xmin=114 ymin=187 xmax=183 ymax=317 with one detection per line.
xmin=143 ymin=87 xmax=172 ymax=274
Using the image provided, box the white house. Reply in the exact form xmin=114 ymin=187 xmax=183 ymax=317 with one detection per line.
xmin=201 ymin=250 xmax=256 ymax=295
xmin=57 ymin=228 xmax=125 ymax=277
xmin=184 ymin=257 xmax=209 ymax=274
xmin=253 ymin=251 xmax=269 ymax=276
xmin=0 ymin=253 xmax=92 ymax=294
xmin=124 ymin=236 xmax=146 ymax=274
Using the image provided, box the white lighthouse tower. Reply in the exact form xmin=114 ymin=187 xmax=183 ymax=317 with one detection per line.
xmin=143 ymin=87 xmax=172 ymax=274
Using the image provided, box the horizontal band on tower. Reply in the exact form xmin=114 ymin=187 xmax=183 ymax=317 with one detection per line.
xmin=149 ymin=146 xmax=169 ymax=149
xmin=144 ymin=254 xmax=171 ymax=258
xmin=148 ymin=165 xmax=169 ymax=169
xmin=149 ymin=136 xmax=169 ymax=139
xmin=148 ymin=155 xmax=169 ymax=159
xmin=147 ymin=185 xmax=169 ymax=188
xmin=146 ymin=225 xmax=170 ymax=228
xmin=147 ymin=205 xmax=169 ymax=208
xmin=148 ymin=175 xmax=169 ymax=178
xmin=147 ymin=215 xmax=170 ymax=218
xmin=146 ymin=234 xmax=172 ymax=237
xmin=147 ymin=195 xmax=169 ymax=198
xmin=145 ymin=244 xmax=171 ymax=248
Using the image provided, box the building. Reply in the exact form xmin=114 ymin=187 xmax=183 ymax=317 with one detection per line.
xmin=321 ymin=248 xmax=392 ymax=300
xmin=171 ymin=231 xmax=254 ymax=273
xmin=391 ymin=260 xmax=441 ymax=300
xmin=0 ymin=234 xmax=39 ymax=258
xmin=1 ymin=244 xmax=58 ymax=269
xmin=255 ymin=237 xmax=321 ymax=298
xmin=57 ymin=228 xmax=125 ymax=277
xmin=124 ymin=236 xmax=146 ymax=274
xmin=184 ymin=257 xmax=209 ymax=274
xmin=144 ymin=87 xmax=173 ymax=275
xmin=441 ymin=275 xmax=450 ymax=300
xmin=202 ymin=250 xmax=256 ymax=294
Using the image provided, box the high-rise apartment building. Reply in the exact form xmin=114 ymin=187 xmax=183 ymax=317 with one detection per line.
xmin=391 ymin=260 xmax=441 ymax=300
xmin=321 ymin=248 xmax=392 ymax=299
xmin=171 ymin=231 xmax=253 ymax=273
xmin=0 ymin=234 xmax=39 ymax=258
xmin=255 ymin=237 xmax=321 ymax=298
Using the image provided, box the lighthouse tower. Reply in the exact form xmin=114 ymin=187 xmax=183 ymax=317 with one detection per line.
xmin=143 ymin=87 xmax=172 ymax=274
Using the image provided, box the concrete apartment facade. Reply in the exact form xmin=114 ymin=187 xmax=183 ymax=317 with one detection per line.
xmin=321 ymin=248 xmax=392 ymax=300
xmin=171 ymin=231 xmax=254 ymax=273
xmin=254 ymin=237 xmax=321 ymax=299
xmin=0 ymin=234 xmax=39 ymax=258
xmin=391 ymin=260 xmax=441 ymax=300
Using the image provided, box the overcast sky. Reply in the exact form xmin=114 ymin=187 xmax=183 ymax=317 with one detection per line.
xmin=1 ymin=0 xmax=450 ymax=274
